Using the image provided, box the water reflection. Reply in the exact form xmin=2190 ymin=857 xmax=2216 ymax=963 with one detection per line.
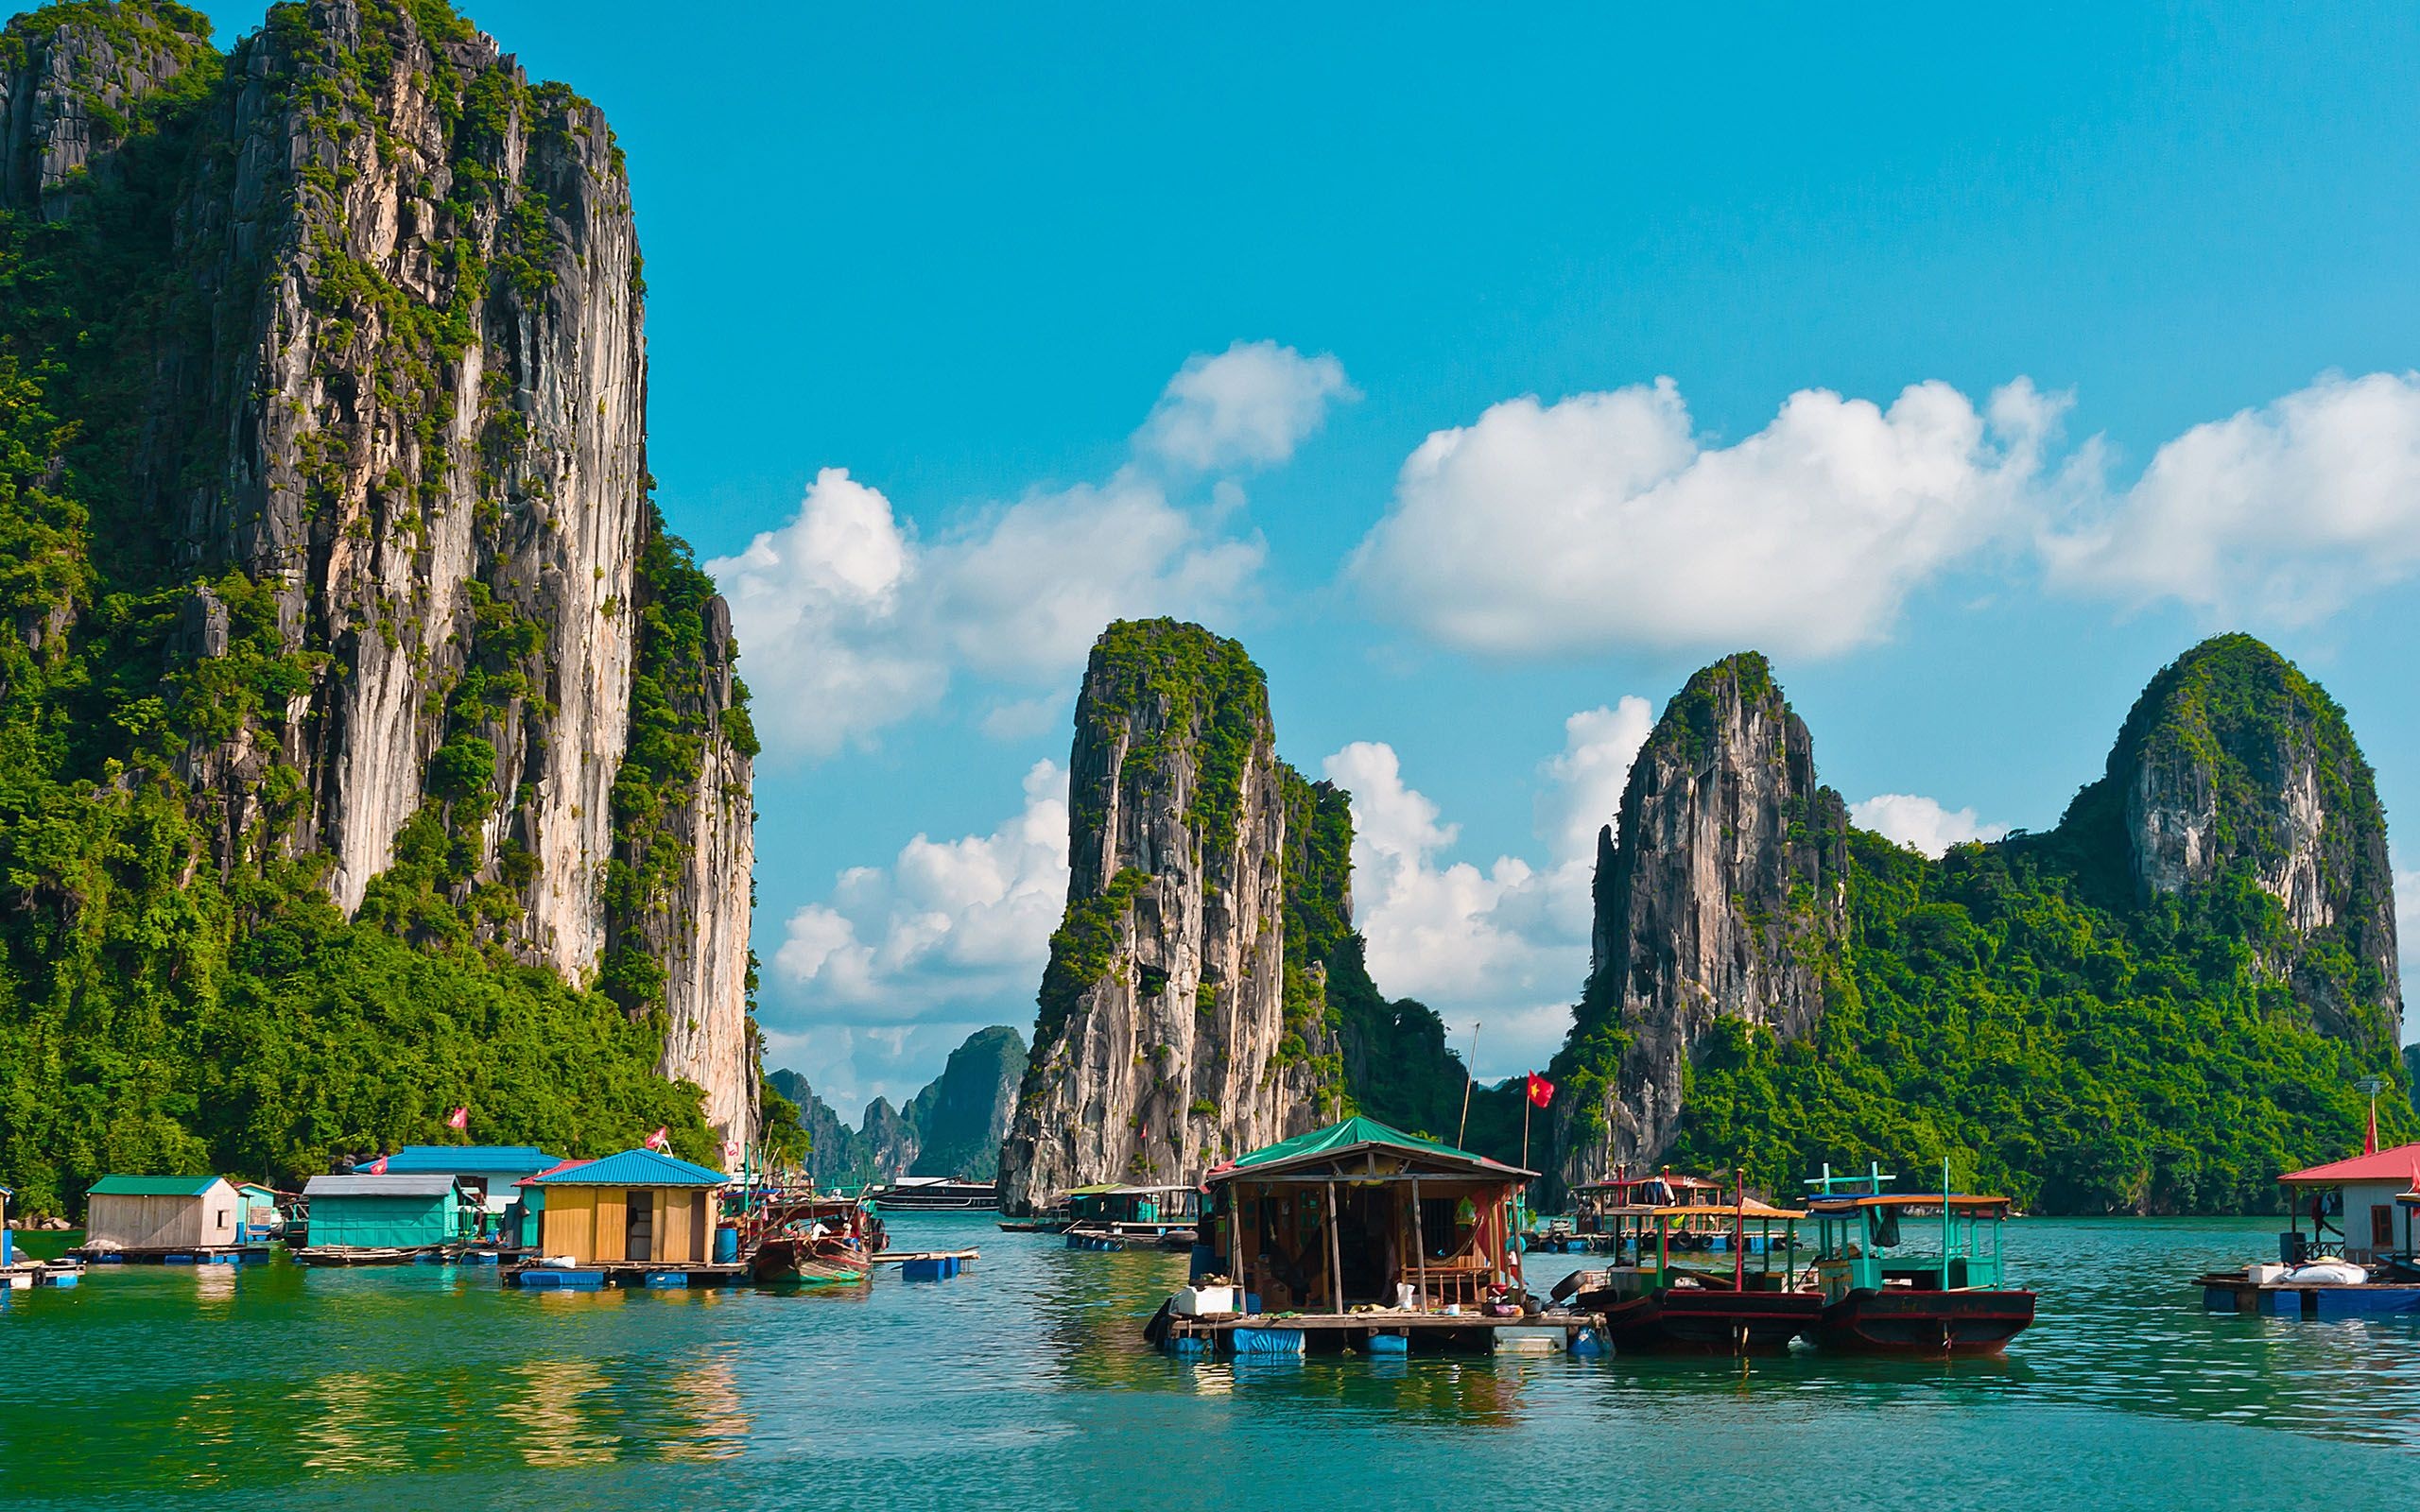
xmin=14 ymin=1215 xmax=2420 ymax=1508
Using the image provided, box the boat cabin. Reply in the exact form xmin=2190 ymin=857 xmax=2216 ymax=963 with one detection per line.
xmin=301 ymin=1174 xmax=472 ymax=1251
xmin=82 ymin=1177 xmax=242 ymax=1254
xmin=1201 ymin=1116 xmax=1535 ymax=1314
xmin=2277 ymin=1143 xmax=2420 ymax=1264
xmin=1804 ymin=1189 xmax=2012 ymax=1299
xmin=1063 ymin=1184 xmax=1197 ymax=1237
xmin=528 ymin=1149 xmax=725 ymax=1266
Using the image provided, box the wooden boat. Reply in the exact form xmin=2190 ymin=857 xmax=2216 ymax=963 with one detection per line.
xmin=292 ymin=1246 xmax=443 ymax=1266
xmin=873 ymin=1177 xmax=999 ymax=1211
xmin=743 ymin=1192 xmax=885 ymax=1285
xmin=1062 ymin=1184 xmax=1198 ymax=1250
xmin=1564 ymin=1191 xmax=1818 ymax=1353
xmin=1800 ymin=1163 xmax=2034 ymax=1355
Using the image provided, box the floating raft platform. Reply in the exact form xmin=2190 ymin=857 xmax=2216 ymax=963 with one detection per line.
xmin=1158 ymin=1310 xmax=1607 ymax=1358
xmin=292 ymin=1246 xmax=451 ymax=1267
xmin=75 ymin=1245 xmax=271 ymax=1265
xmin=503 ymin=1261 xmax=752 ymax=1291
xmin=2198 ymin=1273 xmax=2420 ymax=1317
xmin=0 ymin=1261 xmax=82 ymax=1289
xmin=874 ymin=1247 xmax=977 ymax=1280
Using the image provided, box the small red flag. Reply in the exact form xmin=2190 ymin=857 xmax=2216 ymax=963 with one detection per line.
xmin=645 ymin=1125 xmax=670 ymax=1151
xmin=446 ymin=1106 xmax=469 ymax=1131
xmin=1526 ymin=1072 xmax=1555 ymax=1109
xmin=365 ymin=1155 xmax=389 ymax=1176
xmin=2366 ymin=1101 xmax=2380 ymax=1156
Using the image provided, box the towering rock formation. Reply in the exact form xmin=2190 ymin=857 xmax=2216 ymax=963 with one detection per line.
xmin=906 ymin=1025 xmax=1027 ymax=1180
xmin=0 ymin=1 xmax=756 ymax=1148
xmin=1546 ymin=634 xmax=2401 ymax=1211
xmin=2074 ymin=633 xmax=2400 ymax=1047
xmin=996 ymin=620 xmax=1344 ymax=1212
xmin=1553 ymin=653 xmax=1850 ymax=1188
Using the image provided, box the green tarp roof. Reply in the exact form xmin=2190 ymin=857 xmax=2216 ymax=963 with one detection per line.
xmin=1213 ymin=1116 xmax=1533 ymax=1181
xmin=88 ymin=1176 xmax=225 ymax=1197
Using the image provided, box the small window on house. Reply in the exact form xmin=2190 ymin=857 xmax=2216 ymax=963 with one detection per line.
xmin=219 ymin=1209 xmax=232 ymax=1230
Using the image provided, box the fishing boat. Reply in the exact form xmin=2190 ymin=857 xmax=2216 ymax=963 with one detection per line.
xmin=997 ymin=1197 xmax=1073 ymax=1234
xmin=745 ymin=1191 xmax=886 ymax=1285
xmin=1062 ymin=1185 xmax=1198 ymax=1250
xmin=2197 ymin=1141 xmax=2420 ymax=1316
xmin=1562 ymin=1186 xmax=1819 ymax=1353
xmin=1800 ymin=1163 xmax=2035 ymax=1354
xmin=873 ymin=1177 xmax=1000 ymax=1211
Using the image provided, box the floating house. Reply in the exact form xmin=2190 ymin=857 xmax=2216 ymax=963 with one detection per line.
xmin=380 ymin=1146 xmax=559 ymax=1243
xmin=526 ymin=1149 xmax=727 ymax=1269
xmin=296 ymin=1174 xmax=469 ymax=1263
xmin=1151 ymin=1117 xmax=1575 ymax=1356
xmin=2200 ymin=1141 xmax=2420 ymax=1317
xmin=78 ymin=1177 xmax=249 ymax=1261
xmin=233 ymin=1183 xmax=284 ymax=1243
xmin=2280 ymin=1143 xmax=2420 ymax=1263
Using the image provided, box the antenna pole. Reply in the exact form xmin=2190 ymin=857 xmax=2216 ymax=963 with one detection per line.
xmin=1457 ymin=1021 xmax=1481 ymax=1147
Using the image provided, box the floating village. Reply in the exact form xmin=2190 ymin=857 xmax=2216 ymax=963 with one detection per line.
xmin=12 ymin=1108 xmax=2420 ymax=1362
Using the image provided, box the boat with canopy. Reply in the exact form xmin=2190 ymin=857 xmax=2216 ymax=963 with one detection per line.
xmin=1800 ymin=1162 xmax=2034 ymax=1353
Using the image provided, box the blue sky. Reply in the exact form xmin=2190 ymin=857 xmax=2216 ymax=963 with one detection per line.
xmin=187 ymin=2 xmax=2420 ymax=1113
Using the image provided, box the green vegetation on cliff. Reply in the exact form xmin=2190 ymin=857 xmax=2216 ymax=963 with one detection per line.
xmin=1656 ymin=637 xmax=2406 ymax=1213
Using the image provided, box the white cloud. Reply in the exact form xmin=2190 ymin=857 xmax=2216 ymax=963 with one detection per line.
xmin=1850 ymin=794 xmax=2012 ymax=858
xmin=2043 ymin=370 xmax=2420 ymax=624
xmin=770 ymin=760 xmax=1071 ymax=1020
xmin=1536 ymin=698 xmax=1655 ymax=864
xmin=715 ymin=466 xmax=1263 ymax=758
xmin=714 ymin=344 xmax=1349 ymax=761
xmin=1322 ymin=705 xmax=1652 ymax=1078
xmin=1136 ymin=340 xmax=1357 ymax=472
xmin=1352 ymin=376 xmax=2059 ymax=658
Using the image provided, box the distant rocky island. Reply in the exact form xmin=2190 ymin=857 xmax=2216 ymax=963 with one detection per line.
xmin=999 ymin=623 xmax=2404 ymax=1216
xmin=769 ymin=1025 xmax=1026 ymax=1186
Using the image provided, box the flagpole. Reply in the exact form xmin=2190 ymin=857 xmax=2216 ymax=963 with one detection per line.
xmin=1458 ymin=1021 xmax=1481 ymax=1147
xmin=1521 ymin=1088 xmax=1531 ymax=1171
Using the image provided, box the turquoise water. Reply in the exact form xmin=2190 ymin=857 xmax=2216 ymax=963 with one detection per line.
xmin=3 ymin=1213 xmax=2416 ymax=1509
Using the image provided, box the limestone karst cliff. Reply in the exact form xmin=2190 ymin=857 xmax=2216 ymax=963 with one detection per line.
xmin=1552 ymin=654 xmax=1849 ymax=1189
xmin=0 ymin=0 xmax=756 ymax=1208
xmin=1547 ymin=634 xmax=2406 ymax=1213
xmin=996 ymin=620 xmax=1348 ymax=1212
xmin=2077 ymin=633 xmax=2399 ymax=1048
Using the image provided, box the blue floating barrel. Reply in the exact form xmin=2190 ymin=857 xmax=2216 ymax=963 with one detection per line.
xmin=1569 ymin=1327 xmax=1607 ymax=1357
xmin=644 ymin=1272 xmax=689 ymax=1289
xmin=1232 ymin=1327 xmax=1305 ymax=1355
xmin=714 ymin=1226 xmax=740 ymax=1264
xmin=1367 ymin=1333 xmax=1409 ymax=1355
xmin=47 ymin=1271 xmax=76 ymax=1289
xmin=903 ymin=1258 xmax=946 ymax=1281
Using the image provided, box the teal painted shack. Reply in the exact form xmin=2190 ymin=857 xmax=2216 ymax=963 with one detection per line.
xmin=381 ymin=1146 xmax=559 ymax=1241
xmin=301 ymin=1174 xmax=469 ymax=1250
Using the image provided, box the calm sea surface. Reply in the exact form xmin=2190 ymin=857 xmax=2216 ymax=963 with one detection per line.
xmin=2 ymin=1213 xmax=2414 ymax=1509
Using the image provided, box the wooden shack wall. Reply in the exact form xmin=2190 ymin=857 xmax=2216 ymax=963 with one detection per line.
xmin=85 ymin=1187 xmax=238 ymax=1250
xmin=536 ymin=1187 xmax=715 ymax=1264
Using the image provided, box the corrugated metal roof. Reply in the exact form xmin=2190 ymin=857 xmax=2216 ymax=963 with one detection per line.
xmin=2280 ymin=1142 xmax=2420 ymax=1186
xmin=531 ymin=1148 xmax=725 ymax=1187
xmin=302 ymin=1174 xmax=462 ymax=1198
xmin=516 ymin=1158 xmax=593 ymax=1187
xmin=380 ymin=1145 xmax=558 ymax=1175
xmin=88 ymin=1176 xmax=225 ymax=1197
